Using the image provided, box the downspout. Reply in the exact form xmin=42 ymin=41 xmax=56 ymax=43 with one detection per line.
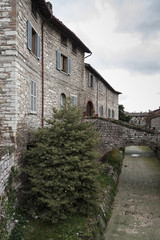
xmin=42 ymin=22 xmax=44 ymax=127
xmin=84 ymin=52 xmax=92 ymax=59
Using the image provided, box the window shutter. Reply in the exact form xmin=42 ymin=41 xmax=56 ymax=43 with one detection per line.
xmin=27 ymin=20 xmax=32 ymax=51
xmin=67 ymin=57 xmax=71 ymax=75
xmin=56 ymin=51 xmax=61 ymax=70
xmin=88 ymin=73 xmax=91 ymax=87
xmin=30 ymin=80 xmax=37 ymax=113
xmin=93 ymin=76 xmax=95 ymax=89
xmin=37 ymin=34 xmax=41 ymax=59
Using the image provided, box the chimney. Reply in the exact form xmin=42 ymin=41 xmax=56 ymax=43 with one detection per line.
xmin=46 ymin=2 xmax=53 ymax=13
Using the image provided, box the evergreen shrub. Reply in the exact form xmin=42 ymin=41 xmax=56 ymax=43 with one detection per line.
xmin=22 ymin=100 xmax=100 ymax=223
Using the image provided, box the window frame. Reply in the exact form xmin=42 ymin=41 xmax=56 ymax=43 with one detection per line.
xmin=99 ymin=105 xmax=104 ymax=117
xmin=88 ymin=73 xmax=95 ymax=89
xmin=72 ymin=43 xmax=77 ymax=54
xmin=70 ymin=95 xmax=77 ymax=106
xmin=61 ymin=34 xmax=67 ymax=47
xmin=27 ymin=20 xmax=41 ymax=59
xmin=56 ymin=51 xmax=71 ymax=75
xmin=99 ymin=81 xmax=103 ymax=94
xmin=60 ymin=93 xmax=66 ymax=108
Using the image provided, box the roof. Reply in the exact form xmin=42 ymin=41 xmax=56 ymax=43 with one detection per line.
xmin=35 ymin=0 xmax=91 ymax=53
xmin=85 ymin=63 xmax=121 ymax=95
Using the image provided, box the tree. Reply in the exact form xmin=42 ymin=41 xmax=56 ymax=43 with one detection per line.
xmin=119 ymin=105 xmax=131 ymax=123
xmin=22 ymin=100 xmax=100 ymax=223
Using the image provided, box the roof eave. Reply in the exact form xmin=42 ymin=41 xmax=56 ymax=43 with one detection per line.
xmin=36 ymin=0 xmax=91 ymax=53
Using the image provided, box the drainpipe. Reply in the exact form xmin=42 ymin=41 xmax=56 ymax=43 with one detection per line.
xmin=42 ymin=22 xmax=44 ymax=127
xmin=84 ymin=52 xmax=92 ymax=59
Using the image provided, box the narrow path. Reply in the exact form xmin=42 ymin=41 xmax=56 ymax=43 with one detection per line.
xmin=104 ymin=146 xmax=160 ymax=240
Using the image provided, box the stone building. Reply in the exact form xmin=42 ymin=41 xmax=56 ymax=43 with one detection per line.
xmin=0 ymin=0 xmax=120 ymax=197
xmin=129 ymin=109 xmax=160 ymax=131
xmin=146 ymin=108 xmax=160 ymax=131
xmin=129 ymin=112 xmax=148 ymax=126
xmin=84 ymin=64 xmax=120 ymax=119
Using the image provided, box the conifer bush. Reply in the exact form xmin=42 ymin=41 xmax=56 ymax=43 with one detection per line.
xmin=22 ymin=100 xmax=100 ymax=223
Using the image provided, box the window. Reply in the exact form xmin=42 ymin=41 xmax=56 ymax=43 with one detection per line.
xmin=108 ymin=108 xmax=111 ymax=118
xmin=27 ymin=20 xmax=41 ymax=59
xmin=72 ymin=44 xmax=77 ymax=54
xmin=112 ymin=110 xmax=115 ymax=119
xmin=71 ymin=95 xmax=77 ymax=106
xmin=99 ymin=81 xmax=103 ymax=94
xmin=30 ymin=79 xmax=36 ymax=113
xmin=99 ymin=105 xmax=103 ymax=117
xmin=56 ymin=51 xmax=71 ymax=75
xmin=61 ymin=34 xmax=67 ymax=47
xmin=60 ymin=93 xmax=66 ymax=107
xmin=31 ymin=0 xmax=37 ymax=18
xmin=88 ymin=73 xmax=95 ymax=89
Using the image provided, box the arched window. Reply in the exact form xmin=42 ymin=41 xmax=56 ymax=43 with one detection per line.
xmin=60 ymin=93 xmax=66 ymax=107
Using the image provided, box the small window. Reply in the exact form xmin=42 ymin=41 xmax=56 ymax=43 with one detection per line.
xmin=112 ymin=110 xmax=115 ymax=119
xmin=72 ymin=44 xmax=77 ymax=54
xmin=61 ymin=34 xmax=67 ymax=47
xmin=108 ymin=108 xmax=111 ymax=118
xmin=88 ymin=73 xmax=95 ymax=89
xmin=71 ymin=95 xmax=77 ymax=106
xmin=60 ymin=93 xmax=66 ymax=107
xmin=99 ymin=82 xmax=103 ymax=94
xmin=30 ymin=79 xmax=36 ymax=113
xmin=61 ymin=54 xmax=68 ymax=72
xmin=27 ymin=21 xmax=41 ymax=59
xmin=31 ymin=0 xmax=37 ymax=18
xmin=32 ymin=28 xmax=37 ymax=56
xmin=56 ymin=51 xmax=71 ymax=75
xmin=99 ymin=105 xmax=103 ymax=117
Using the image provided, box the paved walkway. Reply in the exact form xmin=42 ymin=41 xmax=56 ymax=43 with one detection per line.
xmin=104 ymin=146 xmax=160 ymax=240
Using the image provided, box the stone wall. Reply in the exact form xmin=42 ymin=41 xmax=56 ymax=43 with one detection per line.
xmin=85 ymin=118 xmax=160 ymax=155
xmin=151 ymin=116 xmax=160 ymax=131
xmin=0 ymin=146 xmax=14 ymax=198
xmin=0 ymin=0 xmax=17 ymax=145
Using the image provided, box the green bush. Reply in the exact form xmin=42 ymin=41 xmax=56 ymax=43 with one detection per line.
xmin=22 ymin=100 xmax=100 ymax=223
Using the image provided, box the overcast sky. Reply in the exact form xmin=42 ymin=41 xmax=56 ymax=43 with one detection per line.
xmin=50 ymin=0 xmax=160 ymax=113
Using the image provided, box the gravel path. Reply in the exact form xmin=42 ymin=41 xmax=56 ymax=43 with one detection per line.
xmin=104 ymin=146 xmax=160 ymax=240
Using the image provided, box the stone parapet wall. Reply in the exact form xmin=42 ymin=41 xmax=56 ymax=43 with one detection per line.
xmin=85 ymin=118 xmax=160 ymax=155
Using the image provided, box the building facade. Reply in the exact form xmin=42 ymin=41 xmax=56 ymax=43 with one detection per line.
xmin=0 ymin=0 xmax=120 ymax=196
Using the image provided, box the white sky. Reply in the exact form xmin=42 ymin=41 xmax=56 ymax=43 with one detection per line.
xmin=50 ymin=0 xmax=160 ymax=112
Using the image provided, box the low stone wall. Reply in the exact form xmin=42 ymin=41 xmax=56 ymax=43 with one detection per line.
xmin=0 ymin=146 xmax=14 ymax=200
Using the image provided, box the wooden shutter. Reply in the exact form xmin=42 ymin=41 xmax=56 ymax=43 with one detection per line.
xmin=30 ymin=80 xmax=36 ymax=113
xmin=27 ymin=20 xmax=32 ymax=51
xmin=93 ymin=76 xmax=95 ymax=89
xmin=37 ymin=34 xmax=41 ymax=59
xmin=67 ymin=57 xmax=71 ymax=75
xmin=88 ymin=73 xmax=91 ymax=87
xmin=56 ymin=51 xmax=61 ymax=70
